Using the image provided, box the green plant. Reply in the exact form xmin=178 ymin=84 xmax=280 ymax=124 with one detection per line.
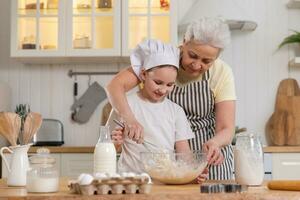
xmin=15 ymin=104 xmax=30 ymax=144
xmin=278 ymin=30 xmax=300 ymax=49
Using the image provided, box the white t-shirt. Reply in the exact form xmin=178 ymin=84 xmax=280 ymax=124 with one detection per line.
xmin=107 ymin=92 xmax=194 ymax=173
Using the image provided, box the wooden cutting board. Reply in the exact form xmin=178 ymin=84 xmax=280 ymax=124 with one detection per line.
xmin=268 ymin=180 xmax=300 ymax=191
xmin=266 ymin=79 xmax=300 ymax=145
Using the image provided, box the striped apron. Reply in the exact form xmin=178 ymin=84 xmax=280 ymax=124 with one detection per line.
xmin=168 ymin=70 xmax=234 ymax=180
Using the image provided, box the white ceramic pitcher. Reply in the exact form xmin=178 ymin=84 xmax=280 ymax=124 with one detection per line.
xmin=0 ymin=144 xmax=32 ymax=186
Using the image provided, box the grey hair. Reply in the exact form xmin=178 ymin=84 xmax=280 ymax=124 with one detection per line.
xmin=184 ymin=17 xmax=231 ymax=49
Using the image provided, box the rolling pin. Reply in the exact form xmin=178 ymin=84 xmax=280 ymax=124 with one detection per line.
xmin=268 ymin=180 xmax=300 ymax=191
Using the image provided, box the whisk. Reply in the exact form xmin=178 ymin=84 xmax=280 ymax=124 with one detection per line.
xmin=112 ymin=119 xmax=165 ymax=151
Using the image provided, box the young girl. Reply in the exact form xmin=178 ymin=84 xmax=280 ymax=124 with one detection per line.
xmin=106 ymin=39 xmax=195 ymax=173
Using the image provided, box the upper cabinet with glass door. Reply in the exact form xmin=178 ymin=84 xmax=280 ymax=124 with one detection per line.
xmin=122 ymin=0 xmax=177 ymax=56
xmin=11 ymin=0 xmax=65 ymax=57
xmin=65 ymin=0 xmax=121 ymax=56
xmin=10 ymin=0 xmax=176 ymax=59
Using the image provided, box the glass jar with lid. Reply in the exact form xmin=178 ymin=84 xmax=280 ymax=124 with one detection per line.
xmin=27 ymin=148 xmax=59 ymax=193
xmin=234 ymin=133 xmax=264 ymax=186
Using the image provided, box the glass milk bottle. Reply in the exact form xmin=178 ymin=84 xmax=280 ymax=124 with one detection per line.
xmin=234 ymin=133 xmax=264 ymax=186
xmin=94 ymin=126 xmax=116 ymax=174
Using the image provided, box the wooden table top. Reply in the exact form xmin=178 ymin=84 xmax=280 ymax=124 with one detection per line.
xmin=0 ymin=178 xmax=300 ymax=200
xmin=28 ymin=146 xmax=95 ymax=153
xmin=26 ymin=146 xmax=300 ymax=154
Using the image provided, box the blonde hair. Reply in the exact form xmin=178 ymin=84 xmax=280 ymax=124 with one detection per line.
xmin=184 ymin=17 xmax=231 ymax=49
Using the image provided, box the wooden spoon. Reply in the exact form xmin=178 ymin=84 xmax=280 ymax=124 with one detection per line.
xmin=23 ymin=112 xmax=42 ymax=144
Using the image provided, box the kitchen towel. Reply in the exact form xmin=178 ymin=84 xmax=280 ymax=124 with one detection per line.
xmin=71 ymin=82 xmax=106 ymax=124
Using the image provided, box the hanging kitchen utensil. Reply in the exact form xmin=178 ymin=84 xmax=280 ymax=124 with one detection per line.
xmin=74 ymin=75 xmax=78 ymax=101
xmin=71 ymin=81 xmax=107 ymax=124
xmin=88 ymin=75 xmax=91 ymax=87
xmin=71 ymin=75 xmax=78 ymax=120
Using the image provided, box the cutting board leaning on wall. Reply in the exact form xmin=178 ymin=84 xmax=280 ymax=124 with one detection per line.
xmin=266 ymin=78 xmax=300 ymax=145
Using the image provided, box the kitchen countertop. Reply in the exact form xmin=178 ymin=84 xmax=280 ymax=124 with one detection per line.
xmin=263 ymin=146 xmax=300 ymax=153
xmin=0 ymin=178 xmax=299 ymax=200
xmin=28 ymin=146 xmax=95 ymax=153
xmin=28 ymin=146 xmax=300 ymax=153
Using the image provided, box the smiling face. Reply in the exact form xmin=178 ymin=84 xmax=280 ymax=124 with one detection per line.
xmin=180 ymin=41 xmax=220 ymax=77
xmin=140 ymin=65 xmax=177 ymax=103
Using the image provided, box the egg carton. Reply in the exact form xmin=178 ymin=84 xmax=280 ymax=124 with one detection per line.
xmin=68 ymin=173 xmax=152 ymax=195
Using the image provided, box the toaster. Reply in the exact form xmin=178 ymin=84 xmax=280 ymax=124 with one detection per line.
xmin=33 ymin=119 xmax=64 ymax=146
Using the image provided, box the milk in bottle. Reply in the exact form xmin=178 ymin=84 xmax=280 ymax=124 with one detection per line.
xmin=94 ymin=126 xmax=116 ymax=174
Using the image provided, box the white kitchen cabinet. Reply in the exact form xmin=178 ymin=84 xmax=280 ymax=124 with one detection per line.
xmin=263 ymin=153 xmax=272 ymax=180
xmin=11 ymin=0 xmax=66 ymax=57
xmin=11 ymin=0 xmax=177 ymax=58
xmin=11 ymin=0 xmax=120 ymax=57
xmin=121 ymin=0 xmax=177 ymax=56
xmin=65 ymin=0 xmax=121 ymax=56
xmin=271 ymin=153 xmax=300 ymax=180
xmin=60 ymin=153 xmax=93 ymax=178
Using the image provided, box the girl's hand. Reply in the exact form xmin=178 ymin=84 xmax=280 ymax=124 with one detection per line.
xmin=123 ymin=118 xmax=144 ymax=144
xmin=203 ymin=139 xmax=224 ymax=165
xmin=111 ymin=127 xmax=125 ymax=145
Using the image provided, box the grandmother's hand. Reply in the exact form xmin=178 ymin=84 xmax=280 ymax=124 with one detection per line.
xmin=123 ymin=118 xmax=144 ymax=144
xmin=203 ymin=139 xmax=224 ymax=165
xmin=195 ymin=168 xmax=209 ymax=184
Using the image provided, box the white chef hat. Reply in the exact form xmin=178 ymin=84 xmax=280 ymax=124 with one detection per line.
xmin=130 ymin=39 xmax=179 ymax=78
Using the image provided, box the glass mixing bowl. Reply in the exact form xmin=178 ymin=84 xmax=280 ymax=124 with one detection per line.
xmin=140 ymin=150 xmax=207 ymax=184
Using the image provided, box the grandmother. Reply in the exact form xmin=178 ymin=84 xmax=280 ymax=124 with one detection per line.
xmin=106 ymin=17 xmax=236 ymax=180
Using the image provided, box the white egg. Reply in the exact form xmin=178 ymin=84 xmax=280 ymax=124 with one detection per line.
xmin=77 ymin=173 xmax=87 ymax=182
xmin=109 ymin=173 xmax=121 ymax=178
xmin=126 ymin=172 xmax=136 ymax=177
xmin=94 ymin=172 xmax=107 ymax=179
xmin=79 ymin=174 xmax=94 ymax=185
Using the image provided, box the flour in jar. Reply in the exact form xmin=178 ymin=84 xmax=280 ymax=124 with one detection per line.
xmin=234 ymin=149 xmax=264 ymax=185
xmin=27 ymin=177 xmax=59 ymax=193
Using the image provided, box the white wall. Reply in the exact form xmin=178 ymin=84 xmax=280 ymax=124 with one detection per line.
xmin=0 ymin=0 xmax=299 ymax=146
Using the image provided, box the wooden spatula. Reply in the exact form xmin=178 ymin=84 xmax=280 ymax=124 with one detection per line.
xmin=0 ymin=112 xmax=20 ymax=146
xmin=23 ymin=112 xmax=42 ymax=145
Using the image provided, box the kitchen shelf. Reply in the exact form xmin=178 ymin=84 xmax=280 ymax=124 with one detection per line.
xmin=289 ymin=57 xmax=300 ymax=67
xmin=178 ymin=19 xmax=257 ymax=34
xmin=287 ymin=0 xmax=300 ymax=9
